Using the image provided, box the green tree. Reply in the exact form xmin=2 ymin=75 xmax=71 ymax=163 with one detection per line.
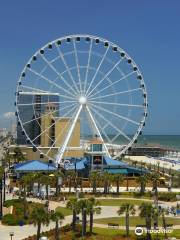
xmin=101 ymin=172 xmax=112 ymax=194
xmin=13 ymin=146 xmax=25 ymax=163
xmin=86 ymin=198 xmax=101 ymax=235
xmin=51 ymin=211 xmax=64 ymax=240
xmin=66 ymin=198 xmax=80 ymax=231
xmin=89 ymin=171 xmax=100 ymax=194
xmin=30 ymin=207 xmax=50 ymax=240
xmin=78 ymin=199 xmax=88 ymax=237
xmin=113 ymin=174 xmax=123 ymax=194
xmin=52 ymin=171 xmax=64 ymax=196
xmin=136 ymin=174 xmax=149 ymax=195
xmin=159 ymin=207 xmax=168 ymax=239
xmin=20 ymin=173 xmax=34 ymax=218
xmin=139 ymin=203 xmax=154 ymax=240
xmin=67 ymin=171 xmax=76 ymax=193
xmin=40 ymin=174 xmax=53 ymax=200
xmin=150 ymin=172 xmax=160 ymax=205
xmin=117 ymin=203 xmax=136 ymax=237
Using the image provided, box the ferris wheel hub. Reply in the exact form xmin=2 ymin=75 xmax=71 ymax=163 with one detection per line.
xmin=79 ymin=96 xmax=87 ymax=105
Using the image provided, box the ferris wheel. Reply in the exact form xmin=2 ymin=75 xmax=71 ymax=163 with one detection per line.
xmin=15 ymin=34 xmax=148 ymax=166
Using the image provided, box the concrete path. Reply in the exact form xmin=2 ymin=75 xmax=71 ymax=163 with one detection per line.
xmin=0 ymin=195 xmax=179 ymax=240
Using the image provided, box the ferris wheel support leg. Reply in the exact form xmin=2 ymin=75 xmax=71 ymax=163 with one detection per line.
xmin=86 ymin=105 xmax=111 ymax=158
xmin=55 ymin=105 xmax=83 ymax=166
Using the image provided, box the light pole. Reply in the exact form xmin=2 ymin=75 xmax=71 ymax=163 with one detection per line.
xmin=0 ymin=177 xmax=3 ymax=220
xmin=9 ymin=232 xmax=14 ymax=240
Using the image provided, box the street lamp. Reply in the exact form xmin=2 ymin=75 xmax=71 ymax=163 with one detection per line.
xmin=9 ymin=232 xmax=14 ymax=240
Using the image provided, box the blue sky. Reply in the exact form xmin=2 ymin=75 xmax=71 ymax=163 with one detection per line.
xmin=0 ymin=0 xmax=180 ymax=134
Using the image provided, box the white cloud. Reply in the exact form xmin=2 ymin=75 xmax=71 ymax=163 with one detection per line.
xmin=3 ymin=111 xmax=15 ymax=119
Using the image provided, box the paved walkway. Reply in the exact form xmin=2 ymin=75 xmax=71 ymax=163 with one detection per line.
xmin=0 ymin=195 xmax=179 ymax=240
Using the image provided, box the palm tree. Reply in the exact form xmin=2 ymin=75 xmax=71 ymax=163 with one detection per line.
xmin=89 ymin=171 xmax=99 ymax=194
xmin=30 ymin=207 xmax=50 ymax=240
xmin=51 ymin=210 xmax=64 ymax=240
xmin=117 ymin=203 xmax=135 ymax=237
xmin=139 ymin=203 xmax=154 ymax=240
xmin=20 ymin=173 xmax=34 ymax=218
xmin=40 ymin=174 xmax=52 ymax=200
xmin=150 ymin=172 xmax=160 ymax=206
xmin=34 ymin=172 xmax=43 ymax=195
xmin=136 ymin=174 xmax=149 ymax=195
xmin=13 ymin=146 xmax=25 ymax=163
xmin=86 ymin=198 xmax=101 ymax=235
xmin=113 ymin=174 xmax=123 ymax=194
xmin=66 ymin=197 xmax=80 ymax=231
xmin=101 ymin=172 xmax=112 ymax=194
xmin=78 ymin=199 xmax=88 ymax=236
xmin=159 ymin=207 xmax=168 ymax=239
xmin=67 ymin=171 xmax=76 ymax=193
xmin=53 ymin=171 xmax=64 ymax=196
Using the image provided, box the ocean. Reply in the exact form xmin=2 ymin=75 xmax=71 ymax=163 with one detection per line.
xmin=120 ymin=135 xmax=180 ymax=151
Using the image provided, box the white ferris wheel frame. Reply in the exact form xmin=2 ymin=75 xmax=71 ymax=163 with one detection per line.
xmin=15 ymin=34 xmax=148 ymax=167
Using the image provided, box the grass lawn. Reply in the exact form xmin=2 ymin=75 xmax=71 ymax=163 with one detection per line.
xmin=94 ymin=216 xmax=180 ymax=227
xmin=55 ymin=206 xmax=72 ymax=216
xmin=98 ymin=198 xmax=150 ymax=206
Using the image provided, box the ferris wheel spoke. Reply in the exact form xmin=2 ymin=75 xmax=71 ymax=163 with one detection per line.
xmin=89 ymin=104 xmax=131 ymax=142
xmin=89 ymin=100 xmax=143 ymax=108
xmin=27 ymin=68 xmax=75 ymax=98
xmin=89 ymin=71 xmax=135 ymax=99
xmin=46 ymin=107 xmax=78 ymax=156
xmin=56 ymin=104 xmax=83 ymax=164
xmin=73 ymin=40 xmax=83 ymax=94
xmin=89 ymin=87 xmax=142 ymax=101
xmin=85 ymin=46 xmax=110 ymax=96
xmin=31 ymin=104 xmax=78 ymax=143
xmin=90 ymin=112 xmax=112 ymax=144
xmin=17 ymin=100 xmax=76 ymax=107
xmin=22 ymin=103 xmax=76 ymax=126
xmin=20 ymin=85 xmax=55 ymax=94
xmin=84 ymin=39 xmax=93 ymax=94
xmin=91 ymin=102 xmax=139 ymax=126
xmin=87 ymin=58 xmax=123 ymax=97
xmin=39 ymin=54 xmax=77 ymax=96
xmin=86 ymin=105 xmax=110 ymax=157
xmin=55 ymin=43 xmax=80 ymax=94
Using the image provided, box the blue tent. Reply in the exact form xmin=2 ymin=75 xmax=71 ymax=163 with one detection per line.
xmin=103 ymin=156 xmax=128 ymax=166
xmin=14 ymin=160 xmax=57 ymax=172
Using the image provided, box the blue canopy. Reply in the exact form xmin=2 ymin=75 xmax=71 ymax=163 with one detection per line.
xmin=14 ymin=160 xmax=57 ymax=172
xmin=103 ymin=156 xmax=128 ymax=166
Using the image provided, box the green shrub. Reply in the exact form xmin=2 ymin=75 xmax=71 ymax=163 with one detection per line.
xmin=3 ymin=199 xmax=22 ymax=207
xmin=158 ymin=192 xmax=177 ymax=201
xmin=2 ymin=214 xmax=19 ymax=225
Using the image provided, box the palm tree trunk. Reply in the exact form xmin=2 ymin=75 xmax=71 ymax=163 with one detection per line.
xmin=126 ymin=175 xmax=129 ymax=191
xmin=90 ymin=210 xmax=93 ymax=235
xmin=162 ymin=213 xmax=167 ymax=239
xmin=55 ymin=220 xmax=59 ymax=240
xmin=37 ymin=222 xmax=41 ymax=240
xmin=146 ymin=216 xmax=151 ymax=240
xmin=126 ymin=212 xmax=129 ymax=237
xmin=116 ymin=179 xmax=119 ymax=194
xmin=69 ymin=178 xmax=71 ymax=193
xmin=72 ymin=210 xmax=76 ymax=231
xmin=23 ymin=186 xmax=28 ymax=218
xmin=82 ymin=208 xmax=87 ymax=236
xmin=46 ymin=184 xmax=49 ymax=200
